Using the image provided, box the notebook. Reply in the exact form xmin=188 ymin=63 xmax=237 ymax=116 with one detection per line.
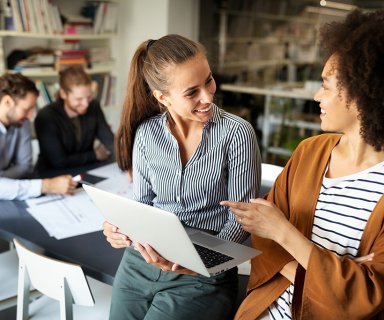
xmin=83 ymin=184 xmax=261 ymax=277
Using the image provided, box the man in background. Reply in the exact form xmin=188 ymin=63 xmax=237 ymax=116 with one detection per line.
xmin=35 ymin=66 xmax=114 ymax=171
xmin=0 ymin=73 xmax=76 ymax=200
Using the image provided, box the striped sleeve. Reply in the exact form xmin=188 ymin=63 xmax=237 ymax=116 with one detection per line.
xmin=218 ymin=118 xmax=261 ymax=242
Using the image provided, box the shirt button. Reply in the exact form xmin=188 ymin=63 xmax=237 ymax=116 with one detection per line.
xmin=176 ymin=196 xmax=180 ymax=202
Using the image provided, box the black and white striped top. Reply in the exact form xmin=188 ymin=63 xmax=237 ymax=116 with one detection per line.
xmin=268 ymin=161 xmax=384 ymax=319
xmin=132 ymin=104 xmax=261 ymax=243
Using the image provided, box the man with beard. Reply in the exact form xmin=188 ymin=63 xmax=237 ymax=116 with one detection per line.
xmin=34 ymin=66 xmax=114 ymax=171
xmin=0 ymin=73 xmax=77 ymax=200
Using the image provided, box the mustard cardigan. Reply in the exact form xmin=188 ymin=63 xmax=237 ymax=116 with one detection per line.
xmin=235 ymin=134 xmax=384 ymax=320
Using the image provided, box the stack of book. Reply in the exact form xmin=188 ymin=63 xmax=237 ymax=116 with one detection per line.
xmin=63 ymin=14 xmax=93 ymax=35
xmin=88 ymin=47 xmax=113 ymax=68
xmin=14 ymin=53 xmax=55 ymax=73
xmin=54 ymin=49 xmax=88 ymax=70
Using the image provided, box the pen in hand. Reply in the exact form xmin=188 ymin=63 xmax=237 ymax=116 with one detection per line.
xmin=72 ymin=174 xmax=93 ymax=185
xmin=72 ymin=174 xmax=83 ymax=182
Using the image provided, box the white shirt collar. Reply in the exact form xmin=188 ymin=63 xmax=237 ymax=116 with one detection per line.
xmin=0 ymin=121 xmax=7 ymax=135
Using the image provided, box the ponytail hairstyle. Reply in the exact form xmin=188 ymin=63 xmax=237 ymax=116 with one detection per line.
xmin=115 ymin=34 xmax=206 ymax=171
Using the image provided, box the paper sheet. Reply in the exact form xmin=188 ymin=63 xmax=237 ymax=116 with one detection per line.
xmin=25 ymin=162 xmax=133 ymax=239
xmin=87 ymin=162 xmax=123 ymax=179
xmin=27 ymin=189 xmax=104 ymax=239
xmin=87 ymin=162 xmax=133 ymax=197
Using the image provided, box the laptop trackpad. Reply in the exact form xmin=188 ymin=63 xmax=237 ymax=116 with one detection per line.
xmin=189 ymin=232 xmax=226 ymax=248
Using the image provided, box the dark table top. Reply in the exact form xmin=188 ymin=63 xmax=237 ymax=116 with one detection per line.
xmin=1 ymin=159 xmax=123 ymax=285
xmin=0 ymin=199 xmax=124 ymax=285
xmin=0 ymin=157 xmax=270 ymax=286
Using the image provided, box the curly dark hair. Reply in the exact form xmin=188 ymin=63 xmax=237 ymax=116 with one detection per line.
xmin=319 ymin=9 xmax=384 ymax=151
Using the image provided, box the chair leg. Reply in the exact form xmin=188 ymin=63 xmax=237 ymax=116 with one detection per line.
xmin=59 ymin=278 xmax=73 ymax=320
xmin=16 ymin=263 xmax=30 ymax=320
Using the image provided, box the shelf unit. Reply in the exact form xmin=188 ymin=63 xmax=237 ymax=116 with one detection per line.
xmin=12 ymin=65 xmax=115 ymax=78
xmin=220 ymin=83 xmax=321 ymax=162
xmin=0 ymin=30 xmax=116 ymax=40
xmin=200 ymin=1 xmax=366 ymax=165
xmin=216 ymin=6 xmax=324 ymax=85
xmin=0 ymin=3 xmax=118 ymax=111
xmin=0 ymin=31 xmax=116 ymax=75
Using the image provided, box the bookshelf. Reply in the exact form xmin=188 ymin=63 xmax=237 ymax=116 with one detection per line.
xmin=0 ymin=0 xmax=119 ymax=128
xmin=220 ymin=83 xmax=321 ymax=163
xmin=0 ymin=31 xmax=116 ymax=39
xmin=216 ymin=8 xmax=324 ymax=85
xmin=198 ymin=0 xmax=348 ymax=165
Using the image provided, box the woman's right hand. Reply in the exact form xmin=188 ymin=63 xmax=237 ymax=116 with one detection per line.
xmin=102 ymin=221 xmax=132 ymax=248
xmin=42 ymin=175 xmax=77 ymax=195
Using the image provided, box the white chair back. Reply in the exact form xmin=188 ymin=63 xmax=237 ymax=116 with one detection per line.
xmin=14 ymin=239 xmax=94 ymax=320
xmin=261 ymin=163 xmax=283 ymax=187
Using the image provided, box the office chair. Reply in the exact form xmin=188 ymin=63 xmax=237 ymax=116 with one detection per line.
xmin=14 ymin=239 xmax=111 ymax=320
xmin=261 ymin=163 xmax=283 ymax=188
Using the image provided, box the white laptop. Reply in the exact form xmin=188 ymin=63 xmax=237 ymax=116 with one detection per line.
xmin=83 ymin=184 xmax=261 ymax=277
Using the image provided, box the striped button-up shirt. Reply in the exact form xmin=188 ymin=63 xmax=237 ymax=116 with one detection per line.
xmin=132 ymin=104 xmax=261 ymax=243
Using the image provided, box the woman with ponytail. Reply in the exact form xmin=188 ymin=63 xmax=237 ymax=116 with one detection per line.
xmin=103 ymin=34 xmax=261 ymax=319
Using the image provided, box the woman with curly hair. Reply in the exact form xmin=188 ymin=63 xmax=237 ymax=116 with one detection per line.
xmin=222 ymin=9 xmax=384 ymax=319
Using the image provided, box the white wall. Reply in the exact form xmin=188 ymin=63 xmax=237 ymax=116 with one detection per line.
xmin=109 ymin=0 xmax=200 ymax=131
xmin=168 ymin=0 xmax=200 ymax=40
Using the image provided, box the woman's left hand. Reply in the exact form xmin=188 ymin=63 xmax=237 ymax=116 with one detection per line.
xmin=354 ymin=253 xmax=374 ymax=265
xmin=134 ymin=243 xmax=198 ymax=275
xmin=220 ymin=198 xmax=289 ymax=242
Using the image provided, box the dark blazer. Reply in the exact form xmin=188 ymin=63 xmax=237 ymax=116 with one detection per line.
xmin=34 ymin=99 xmax=114 ymax=170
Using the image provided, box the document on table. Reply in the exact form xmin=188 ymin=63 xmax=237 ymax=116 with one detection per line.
xmin=87 ymin=162 xmax=133 ymax=198
xmin=25 ymin=162 xmax=133 ymax=239
xmin=26 ymin=190 xmax=104 ymax=240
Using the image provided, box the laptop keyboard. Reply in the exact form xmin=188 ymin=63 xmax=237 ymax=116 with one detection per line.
xmin=193 ymin=243 xmax=234 ymax=268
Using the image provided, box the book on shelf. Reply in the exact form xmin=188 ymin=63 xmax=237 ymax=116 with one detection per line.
xmin=54 ymin=49 xmax=88 ymax=70
xmin=63 ymin=13 xmax=93 ymax=35
xmin=14 ymin=65 xmax=55 ymax=73
xmin=0 ymin=40 xmax=4 ymax=74
xmin=9 ymin=0 xmax=22 ymax=31
xmin=88 ymin=1 xmax=118 ymax=34
xmin=35 ymin=80 xmax=49 ymax=109
xmin=92 ymin=74 xmax=115 ymax=107
xmin=55 ymin=57 xmax=88 ymax=70
xmin=89 ymin=47 xmax=111 ymax=64
xmin=11 ymin=52 xmax=55 ymax=72
xmin=34 ymin=80 xmax=59 ymax=109
xmin=7 ymin=0 xmax=63 ymax=34
xmin=1 ymin=0 xmax=14 ymax=30
xmin=54 ymin=49 xmax=88 ymax=57
xmin=35 ymin=76 xmax=115 ymax=109
xmin=5 ymin=0 xmax=118 ymax=35
xmin=18 ymin=0 xmax=28 ymax=32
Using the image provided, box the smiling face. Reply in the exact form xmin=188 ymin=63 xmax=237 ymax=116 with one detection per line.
xmin=60 ymin=85 xmax=93 ymax=118
xmin=154 ymin=53 xmax=216 ymax=125
xmin=314 ymin=55 xmax=359 ymax=133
